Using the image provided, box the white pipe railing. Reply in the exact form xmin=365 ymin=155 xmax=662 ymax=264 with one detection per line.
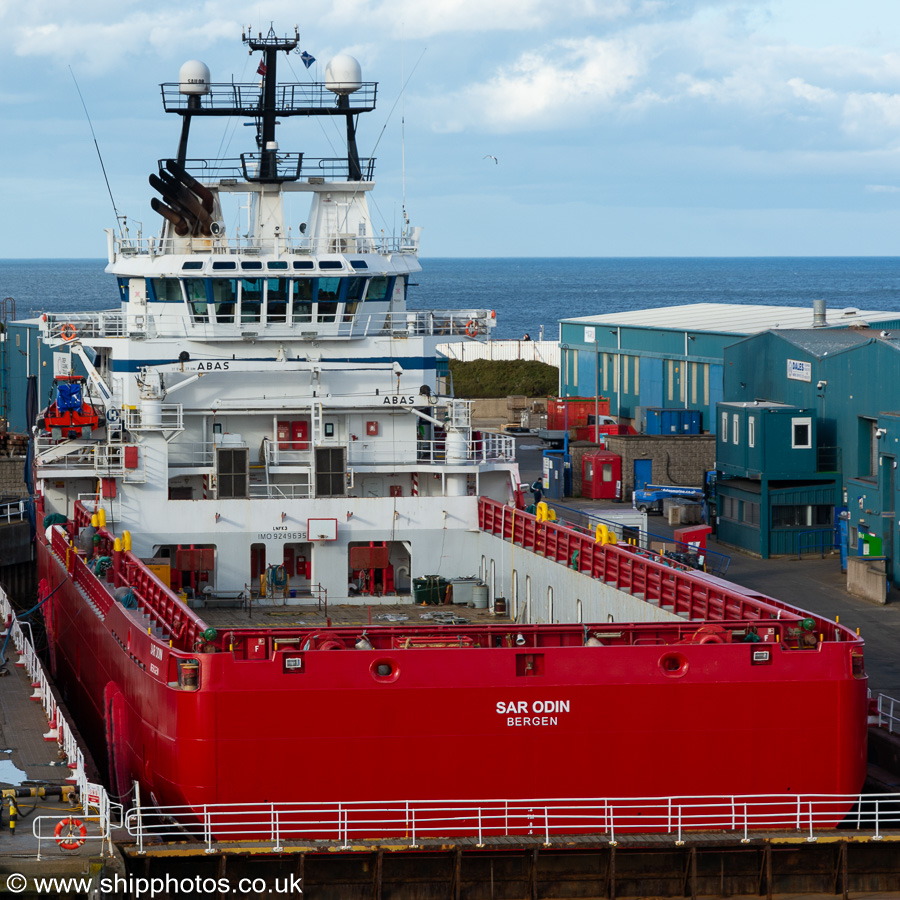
xmin=40 ymin=308 xmax=494 ymax=344
xmin=123 ymin=792 xmax=896 ymax=850
xmin=0 ymin=499 xmax=27 ymax=524
xmin=0 ymin=585 xmax=119 ymax=857
xmin=878 ymin=692 xmax=900 ymax=734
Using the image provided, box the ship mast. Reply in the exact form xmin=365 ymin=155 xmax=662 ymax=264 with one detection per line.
xmin=244 ymin=26 xmax=299 ymax=182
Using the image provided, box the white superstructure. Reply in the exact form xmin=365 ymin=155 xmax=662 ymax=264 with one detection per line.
xmin=35 ymin=28 xmax=518 ymax=605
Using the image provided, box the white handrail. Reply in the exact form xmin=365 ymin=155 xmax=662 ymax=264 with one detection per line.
xmin=0 ymin=586 xmax=115 ymax=857
xmin=122 ymin=792 xmax=897 ymax=848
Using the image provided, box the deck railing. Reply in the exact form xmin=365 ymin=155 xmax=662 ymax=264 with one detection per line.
xmin=0 ymin=585 xmax=119 ymax=858
xmin=123 ymin=792 xmax=891 ymax=851
xmin=478 ymin=498 xmax=854 ymax=641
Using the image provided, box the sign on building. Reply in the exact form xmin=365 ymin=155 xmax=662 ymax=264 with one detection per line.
xmin=786 ymin=359 xmax=811 ymax=382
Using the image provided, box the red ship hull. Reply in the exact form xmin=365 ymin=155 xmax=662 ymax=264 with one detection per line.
xmin=37 ymin=510 xmax=868 ymax=838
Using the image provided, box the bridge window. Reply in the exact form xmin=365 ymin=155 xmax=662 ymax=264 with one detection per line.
xmin=184 ymin=279 xmax=209 ymax=322
xmin=366 ymin=276 xmax=393 ymax=302
xmin=149 ymin=279 xmax=182 ymax=303
xmin=292 ymin=279 xmax=314 ymax=323
xmin=266 ymin=278 xmax=288 ymax=323
xmin=210 ymin=279 xmax=237 ymax=323
xmin=240 ymin=278 xmax=263 ymax=323
xmin=316 ymin=278 xmax=341 ymax=323
xmin=344 ymin=277 xmax=367 ymax=317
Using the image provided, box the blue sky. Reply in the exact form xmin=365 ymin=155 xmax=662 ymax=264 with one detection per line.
xmin=1 ymin=0 xmax=900 ymax=257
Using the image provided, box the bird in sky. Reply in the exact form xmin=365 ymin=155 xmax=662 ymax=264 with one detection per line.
xmin=483 ymin=155 xmax=499 ymax=164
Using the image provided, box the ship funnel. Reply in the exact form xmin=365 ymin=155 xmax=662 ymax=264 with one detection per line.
xmin=178 ymin=60 xmax=211 ymax=95
xmin=812 ymin=298 xmax=827 ymax=328
xmin=325 ymin=54 xmax=362 ymax=94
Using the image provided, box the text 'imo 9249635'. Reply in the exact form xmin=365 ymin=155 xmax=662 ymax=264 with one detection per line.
xmin=32 ymin=28 xmax=867 ymax=842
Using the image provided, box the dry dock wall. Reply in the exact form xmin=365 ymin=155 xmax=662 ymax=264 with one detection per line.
xmin=0 ymin=457 xmax=27 ymax=498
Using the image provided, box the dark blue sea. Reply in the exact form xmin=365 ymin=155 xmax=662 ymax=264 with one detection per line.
xmin=2 ymin=258 xmax=900 ymax=340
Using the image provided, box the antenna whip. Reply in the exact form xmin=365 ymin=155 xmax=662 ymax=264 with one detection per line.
xmin=69 ymin=67 xmax=123 ymax=236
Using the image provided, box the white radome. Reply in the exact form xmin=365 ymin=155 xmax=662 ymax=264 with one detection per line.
xmin=324 ymin=55 xmax=362 ymax=94
xmin=178 ymin=60 xmax=211 ymax=95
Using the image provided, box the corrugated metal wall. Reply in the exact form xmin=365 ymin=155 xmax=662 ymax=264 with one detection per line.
xmin=437 ymin=340 xmax=560 ymax=367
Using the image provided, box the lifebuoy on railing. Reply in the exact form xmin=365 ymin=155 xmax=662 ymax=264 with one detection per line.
xmin=61 ymin=323 xmax=77 ymax=342
xmin=465 ymin=320 xmax=478 ymax=337
xmin=54 ymin=817 xmax=88 ymax=850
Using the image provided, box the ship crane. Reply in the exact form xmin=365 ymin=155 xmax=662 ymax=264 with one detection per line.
xmin=67 ymin=343 xmax=115 ymax=415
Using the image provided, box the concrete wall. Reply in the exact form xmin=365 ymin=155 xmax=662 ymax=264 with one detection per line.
xmin=0 ymin=458 xmax=28 ymax=498
xmin=604 ymin=435 xmax=716 ymax=500
xmin=847 ymin=556 xmax=887 ymax=605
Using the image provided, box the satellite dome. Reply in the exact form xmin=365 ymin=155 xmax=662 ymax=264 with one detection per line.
xmin=178 ymin=60 xmax=211 ymax=96
xmin=325 ymin=55 xmax=362 ymax=95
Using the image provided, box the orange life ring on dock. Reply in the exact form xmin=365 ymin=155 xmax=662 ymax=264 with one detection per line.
xmin=61 ymin=323 xmax=77 ymax=342
xmin=54 ymin=817 xmax=87 ymax=850
xmin=465 ymin=320 xmax=478 ymax=337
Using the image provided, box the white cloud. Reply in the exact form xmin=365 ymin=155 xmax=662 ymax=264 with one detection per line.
xmin=430 ymin=37 xmax=645 ymax=132
xmin=787 ymin=77 xmax=836 ymax=105
xmin=865 ymin=184 xmax=900 ymax=193
xmin=843 ymin=92 xmax=900 ymax=143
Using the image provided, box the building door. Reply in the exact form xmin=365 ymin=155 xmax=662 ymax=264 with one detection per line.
xmin=643 ymin=358 xmax=663 ymax=409
xmin=634 ymin=458 xmax=652 ymax=491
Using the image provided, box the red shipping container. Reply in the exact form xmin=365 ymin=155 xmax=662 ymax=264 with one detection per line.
xmin=582 ymin=451 xmax=622 ymax=500
xmin=547 ymin=397 xmax=610 ymax=430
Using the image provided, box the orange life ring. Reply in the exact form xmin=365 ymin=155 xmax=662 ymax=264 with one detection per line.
xmin=465 ymin=320 xmax=478 ymax=337
xmin=61 ymin=323 xmax=77 ymax=342
xmin=54 ymin=817 xmax=87 ymax=850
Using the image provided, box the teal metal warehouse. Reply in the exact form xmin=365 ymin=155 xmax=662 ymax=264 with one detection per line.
xmin=559 ymin=304 xmax=900 ymax=434
xmin=719 ymin=327 xmax=900 ymax=577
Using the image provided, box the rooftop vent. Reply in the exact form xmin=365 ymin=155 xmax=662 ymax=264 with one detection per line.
xmin=812 ymin=298 xmax=827 ymax=328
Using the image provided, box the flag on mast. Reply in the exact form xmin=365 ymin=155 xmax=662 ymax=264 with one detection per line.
xmin=257 ymin=59 xmax=267 ymax=76
xmin=300 ymin=51 xmax=316 ymax=69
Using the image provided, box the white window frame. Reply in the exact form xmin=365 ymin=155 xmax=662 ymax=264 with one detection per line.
xmin=791 ymin=417 xmax=812 ymax=449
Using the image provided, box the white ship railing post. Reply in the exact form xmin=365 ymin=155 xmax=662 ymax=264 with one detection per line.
xmin=873 ymin=799 xmax=883 ymax=840
xmin=675 ymin=806 xmax=684 ymax=846
xmin=543 ymin=807 xmax=550 ymax=846
xmin=476 ymin=806 xmax=484 ymax=848
xmin=410 ymin=806 xmax=418 ymax=849
xmin=204 ymin=807 xmax=215 ymax=853
xmin=807 ymin=801 xmax=816 ymax=842
xmin=741 ymin=805 xmax=749 ymax=844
